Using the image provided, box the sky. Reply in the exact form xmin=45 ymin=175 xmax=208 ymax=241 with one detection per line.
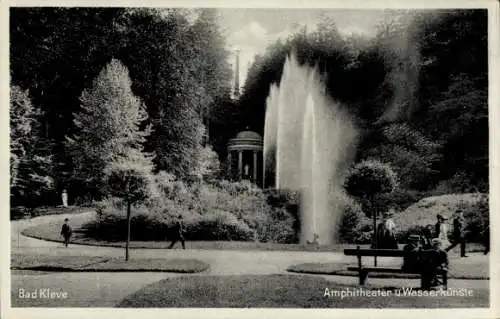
xmin=217 ymin=9 xmax=408 ymax=89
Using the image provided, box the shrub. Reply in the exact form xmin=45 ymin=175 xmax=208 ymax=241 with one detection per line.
xmin=396 ymin=224 xmax=429 ymax=243
xmin=433 ymin=171 xmax=488 ymax=194
xmin=256 ymin=207 xmax=297 ymax=243
xmin=183 ymin=210 xmax=254 ymax=241
xmin=460 ymin=194 xmax=489 ymax=242
xmin=10 ymin=206 xmax=31 ymax=220
xmin=344 ymin=160 xmax=398 ymax=199
xmin=336 ymin=196 xmax=372 ymax=244
xmin=264 ymin=188 xmax=300 ymax=207
xmin=85 ymin=197 xmax=255 ymax=242
xmin=152 ymin=171 xmax=196 ymax=206
xmin=263 ymin=188 xmax=300 ymax=240
xmin=212 ymin=179 xmax=263 ymax=197
xmin=196 ymin=145 xmax=221 ymax=183
xmin=343 ymin=160 xmax=398 ymax=217
xmin=373 ymin=189 xmax=425 ymax=213
xmin=88 ymin=177 xmax=302 ymax=243
xmin=199 ymin=182 xmax=297 ymax=243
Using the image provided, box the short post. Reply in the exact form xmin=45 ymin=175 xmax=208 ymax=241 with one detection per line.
xmin=357 ymin=245 xmax=362 ymax=269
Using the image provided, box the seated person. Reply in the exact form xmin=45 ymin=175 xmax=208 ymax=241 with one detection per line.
xmin=376 ymin=210 xmax=398 ymax=249
xmin=402 ymin=234 xmax=423 ymax=272
xmin=421 ymin=224 xmax=435 ymax=249
xmin=421 ymin=238 xmax=449 ymax=289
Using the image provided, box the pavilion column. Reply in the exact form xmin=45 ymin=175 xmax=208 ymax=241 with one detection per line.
xmin=227 ymin=151 xmax=232 ymax=178
xmin=253 ymin=150 xmax=258 ymax=182
xmin=238 ymin=150 xmax=243 ymax=179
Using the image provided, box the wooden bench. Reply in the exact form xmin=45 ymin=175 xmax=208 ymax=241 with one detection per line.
xmin=344 ymin=245 xmax=448 ymax=289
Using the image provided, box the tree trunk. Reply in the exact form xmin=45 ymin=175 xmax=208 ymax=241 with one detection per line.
xmin=126 ymin=202 xmax=131 ymax=261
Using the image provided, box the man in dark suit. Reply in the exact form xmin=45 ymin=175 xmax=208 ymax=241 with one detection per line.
xmin=60 ymin=218 xmax=72 ymax=247
xmin=445 ymin=209 xmax=468 ymax=257
xmin=168 ymin=215 xmax=186 ymax=249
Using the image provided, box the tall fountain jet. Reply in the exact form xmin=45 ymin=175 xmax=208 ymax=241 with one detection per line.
xmin=264 ymin=53 xmax=358 ymax=245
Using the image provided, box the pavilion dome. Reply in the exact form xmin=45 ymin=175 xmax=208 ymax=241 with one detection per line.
xmin=227 ymin=130 xmax=263 ymax=151
xmin=234 ymin=130 xmax=262 ymax=141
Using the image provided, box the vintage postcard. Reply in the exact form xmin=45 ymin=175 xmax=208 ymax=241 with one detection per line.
xmin=1 ymin=0 xmax=499 ymax=318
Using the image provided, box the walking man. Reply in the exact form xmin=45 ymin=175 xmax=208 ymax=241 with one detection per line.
xmin=60 ymin=218 xmax=72 ymax=247
xmin=168 ymin=215 xmax=186 ymax=249
xmin=446 ymin=209 xmax=468 ymax=257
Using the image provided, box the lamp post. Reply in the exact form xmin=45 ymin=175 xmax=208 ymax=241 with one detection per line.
xmin=372 ymin=202 xmax=378 ymax=267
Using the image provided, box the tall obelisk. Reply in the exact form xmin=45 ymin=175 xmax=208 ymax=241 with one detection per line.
xmin=233 ymin=49 xmax=240 ymax=99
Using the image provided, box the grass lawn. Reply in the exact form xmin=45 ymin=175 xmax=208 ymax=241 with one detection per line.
xmin=287 ymin=254 xmax=490 ymax=279
xmin=11 ymin=254 xmax=209 ymax=273
xmin=11 ymin=254 xmax=108 ymax=270
xmin=80 ymin=258 xmax=209 ymax=272
xmin=117 ymin=274 xmax=489 ymax=308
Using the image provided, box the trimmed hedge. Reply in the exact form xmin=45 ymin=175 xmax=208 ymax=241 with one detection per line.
xmin=84 ymin=209 xmax=254 ymax=242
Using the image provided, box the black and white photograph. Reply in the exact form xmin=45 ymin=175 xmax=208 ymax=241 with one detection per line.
xmin=2 ymin=0 xmax=499 ymax=316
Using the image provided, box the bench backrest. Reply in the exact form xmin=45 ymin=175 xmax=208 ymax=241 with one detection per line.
xmin=344 ymin=247 xmax=437 ymax=257
xmin=344 ymin=248 xmax=405 ymax=257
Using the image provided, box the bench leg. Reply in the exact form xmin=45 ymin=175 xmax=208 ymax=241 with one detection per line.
xmin=421 ymin=273 xmax=430 ymax=290
xmin=360 ymin=270 xmax=368 ymax=285
xmin=442 ymin=271 xmax=448 ymax=289
xmin=421 ymin=271 xmax=447 ymax=290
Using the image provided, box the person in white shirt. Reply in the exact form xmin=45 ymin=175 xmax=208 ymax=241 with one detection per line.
xmin=434 ymin=214 xmax=451 ymax=248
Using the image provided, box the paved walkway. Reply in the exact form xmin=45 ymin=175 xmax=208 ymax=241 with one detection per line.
xmin=10 ymin=212 xmax=490 ymax=307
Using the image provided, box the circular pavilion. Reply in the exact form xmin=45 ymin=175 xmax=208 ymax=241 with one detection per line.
xmin=227 ymin=130 xmax=263 ymax=186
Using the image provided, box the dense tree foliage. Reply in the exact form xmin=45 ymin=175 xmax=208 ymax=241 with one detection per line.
xmin=10 ymin=8 xmax=233 ymax=204
xmin=10 ymin=85 xmax=36 ymax=186
xmin=238 ymin=9 xmax=488 ymax=193
xmin=115 ymin=9 xmax=232 ymax=180
xmin=9 ymin=8 xmax=488 ymax=208
xmin=66 ymin=59 xmax=151 ymax=199
xmin=344 ymin=160 xmax=398 ymax=201
xmin=10 ymin=86 xmax=55 ymax=207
